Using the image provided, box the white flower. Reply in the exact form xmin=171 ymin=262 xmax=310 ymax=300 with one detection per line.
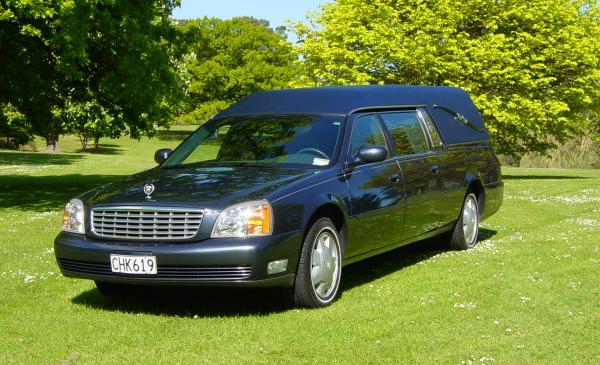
xmin=454 ymin=302 xmax=477 ymax=309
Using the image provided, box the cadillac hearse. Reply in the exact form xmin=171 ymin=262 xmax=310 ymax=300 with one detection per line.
xmin=55 ymin=85 xmax=503 ymax=308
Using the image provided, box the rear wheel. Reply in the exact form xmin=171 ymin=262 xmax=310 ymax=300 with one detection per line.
xmin=449 ymin=192 xmax=479 ymax=250
xmin=293 ymin=218 xmax=342 ymax=308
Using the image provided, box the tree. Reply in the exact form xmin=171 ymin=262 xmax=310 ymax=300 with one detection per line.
xmin=58 ymin=98 xmax=119 ymax=150
xmin=0 ymin=103 xmax=32 ymax=148
xmin=0 ymin=0 xmax=183 ymax=151
xmin=175 ymin=17 xmax=297 ymax=124
xmin=294 ymin=0 xmax=600 ymax=156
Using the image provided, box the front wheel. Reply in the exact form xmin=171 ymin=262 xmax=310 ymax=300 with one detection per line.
xmin=293 ymin=218 xmax=342 ymax=308
xmin=449 ymin=193 xmax=480 ymax=250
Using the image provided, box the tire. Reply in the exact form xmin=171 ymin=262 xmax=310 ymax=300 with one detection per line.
xmin=449 ymin=192 xmax=480 ymax=250
xmin=94 ymin=281 xmax=132 ymax=297
xmin=293 ymin=217 xmax=342 ymax=308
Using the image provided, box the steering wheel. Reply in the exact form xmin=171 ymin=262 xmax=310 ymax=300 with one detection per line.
xmin=297 ymin=147 xmax=330 ymax=160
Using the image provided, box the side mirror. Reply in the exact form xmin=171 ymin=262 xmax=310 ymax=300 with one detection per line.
xmin=350 ymin=146 xmax=387 ymax=167
xmin=154 ymin=148 xmax=172 ymax=164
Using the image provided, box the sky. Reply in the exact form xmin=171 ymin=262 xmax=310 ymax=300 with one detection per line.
xmin=172 ymin=0 xmax=330 ymax=43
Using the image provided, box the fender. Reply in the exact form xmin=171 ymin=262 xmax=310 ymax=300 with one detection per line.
xmin=271 ymin=188 xmax=349 ymax=235
xmin=463 ymin=171 xmax=480 ymax=190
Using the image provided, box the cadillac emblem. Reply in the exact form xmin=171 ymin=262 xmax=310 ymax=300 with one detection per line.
xmin=143 ymin=183 xmax=155 ymax=199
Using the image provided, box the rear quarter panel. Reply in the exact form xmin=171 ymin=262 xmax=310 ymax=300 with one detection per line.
xmin=440 ymin=141 xmax=503 ymax=225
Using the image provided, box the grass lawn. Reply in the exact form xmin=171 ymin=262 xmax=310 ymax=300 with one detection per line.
xmin=1 ymin=131 xmax=599 ymax=364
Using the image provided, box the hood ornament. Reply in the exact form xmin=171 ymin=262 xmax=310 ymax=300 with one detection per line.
xmin=143 ymin=183 xmax=155 ymax=199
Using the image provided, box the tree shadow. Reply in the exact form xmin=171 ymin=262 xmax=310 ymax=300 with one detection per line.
xmin=0 ymin=174 xmax=123 ymax=212
xmin=156 ymin=129 xmax=194 ymax=141
xmin=69 ymin=229 xmax=497 ymax=317
xmin=503 ymin=174 xmax=589 ymax=180
xmin=0 ymin=150 xmax=83 ymax=166
xmin=75 ymin=144 xmax=123 ymax=155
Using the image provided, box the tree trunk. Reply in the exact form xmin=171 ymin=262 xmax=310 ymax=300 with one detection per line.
xmin=94 ymin=136 xmax=100 ymax=150
xmin=45 ymin=132 xmax=60 ymax=152
xmin=78 ymin=135 xmax=88 ymax=150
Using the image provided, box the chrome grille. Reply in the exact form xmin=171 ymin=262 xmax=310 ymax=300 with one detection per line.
xmin=91 ymin=207 xmax=203 ymax=240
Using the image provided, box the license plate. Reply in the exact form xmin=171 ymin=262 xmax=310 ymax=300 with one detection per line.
xmin=110 ymin=254 xmax=157 ymax=275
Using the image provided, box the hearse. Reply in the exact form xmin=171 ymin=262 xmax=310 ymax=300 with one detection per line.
xmin=55 ymin=85 xmax=503 ymax=308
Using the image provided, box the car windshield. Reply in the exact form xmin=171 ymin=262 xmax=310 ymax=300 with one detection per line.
xmin=162 ymin=114 xmax=345 ymax=169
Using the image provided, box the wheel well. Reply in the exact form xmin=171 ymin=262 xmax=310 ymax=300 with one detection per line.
xmin=468 ymin=179 xmax=485 ymax=217
xmin=306 ymin=203 xmax=347 ymax=251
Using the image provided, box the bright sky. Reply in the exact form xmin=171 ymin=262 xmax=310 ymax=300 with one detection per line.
xmin=172 ymin=0 xmax=330 ymax=43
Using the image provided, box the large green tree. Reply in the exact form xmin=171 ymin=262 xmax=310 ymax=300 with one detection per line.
xmin=175 ymin=17 xmax=297 ymax=124
xmin=294 ymin=0 xmax=600 ymax=155
xmin=0 ymin=0 xmax=182 ymax=151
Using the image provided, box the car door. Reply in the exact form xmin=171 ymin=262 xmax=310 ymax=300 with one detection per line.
xmin=379 ymin=109 xmax=444 ymax=241
xmin=344 ymin=114 xmax=405 ymax=258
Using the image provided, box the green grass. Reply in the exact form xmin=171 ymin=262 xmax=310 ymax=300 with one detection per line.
xmin=1 ymin=132 xmax=599 ymax=364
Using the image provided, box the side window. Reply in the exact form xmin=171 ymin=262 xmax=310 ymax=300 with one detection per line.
xmin=380 ymin=112 xmax=429 ymax=155
xmin=349 ymin=115 xmax=388 ymax=158
xmin=418 ymin=109 xmax=443 ymax=149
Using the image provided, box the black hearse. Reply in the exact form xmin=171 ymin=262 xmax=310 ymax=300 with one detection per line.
xmin=55 ymin=85 xmax=503 ymax=308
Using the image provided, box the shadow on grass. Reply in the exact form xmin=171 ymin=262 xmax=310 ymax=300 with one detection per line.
xmin=70 ymin=228 xmax=497 ymax=317
xmin=156 ymin=129 xmax=194 ymax=141
xmin=0 ymin=174 xmax=123 ymax=211
xmin=503 ymin=174 xmax=589 ymax=180
xmin=0 ymin=150 xmax=83 ymax=165
xmin=341 ymin=228 xmax=496 ymax=292
xmin=75 ymin=144 xmax=123 ymax=155
xmin=72 ymin=286 xmax=294 ymax=317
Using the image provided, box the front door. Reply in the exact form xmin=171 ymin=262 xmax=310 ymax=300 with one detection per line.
xmin=345 ymin=114 xmax=405 ymax=258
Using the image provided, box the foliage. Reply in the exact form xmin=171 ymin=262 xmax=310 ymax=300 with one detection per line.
xmin=518 ymin=134 xmax=600 ymax=168
xmin=293 ymin=0 xmax=600 ymax=156
xmin=58 ymin=99 xmax=119 ymax=150
xmin=0 ymin=103 xmax=32 ymax=148
xmin=0 ymin=0 xmax=183 ymax=150
xmin=174 ymin=17 xmax=297 ymax=124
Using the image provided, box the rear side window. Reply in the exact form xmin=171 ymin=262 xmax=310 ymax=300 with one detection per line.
xmin=418 ymin=109 xmax=443 ymax=149
xmin=349 ymin=115 xmax=388 ymax=157
xmin=380 ymin=112 xmax=429 ymax=155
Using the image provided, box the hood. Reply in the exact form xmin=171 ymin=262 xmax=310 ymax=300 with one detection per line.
xmin=85 ymin=165 xmax=314 ymax=209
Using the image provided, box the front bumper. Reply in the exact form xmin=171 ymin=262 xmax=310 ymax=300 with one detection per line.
xmin=54 ymin=231 xmax=303 ymax=287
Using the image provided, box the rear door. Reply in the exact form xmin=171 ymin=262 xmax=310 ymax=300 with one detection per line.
xmin=344 ymin=114 xmax=405 ymax=258
xmin=379 ymin=109 xmax=444 ymax=240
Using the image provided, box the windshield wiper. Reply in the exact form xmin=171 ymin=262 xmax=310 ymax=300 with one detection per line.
xmin=227 ymin=162 xmax=279 ymax=168
xmin=162 ymin=161 xmax=280 ymax=169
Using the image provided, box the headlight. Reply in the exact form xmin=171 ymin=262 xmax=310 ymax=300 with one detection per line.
xmin=61 ymin=198 xmax=85 ymax=234
xmin=211 ymin=200 xmax=272 ymax=238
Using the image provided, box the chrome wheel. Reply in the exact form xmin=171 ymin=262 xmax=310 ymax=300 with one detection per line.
xmin=462 ymin=194 xmax=479 ymax=246
xmin=310 ymin=228 xmax=340 ymax=301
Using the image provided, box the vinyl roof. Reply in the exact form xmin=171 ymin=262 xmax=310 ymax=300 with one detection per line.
xmin=214 ymin=85 xmax=489 ymax=144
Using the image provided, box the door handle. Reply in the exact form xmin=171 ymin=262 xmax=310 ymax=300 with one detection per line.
xmin=389 ymin=173 xmax=400 ymax=183
xmin=430 ymin=165 xmax=439 ymax=174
